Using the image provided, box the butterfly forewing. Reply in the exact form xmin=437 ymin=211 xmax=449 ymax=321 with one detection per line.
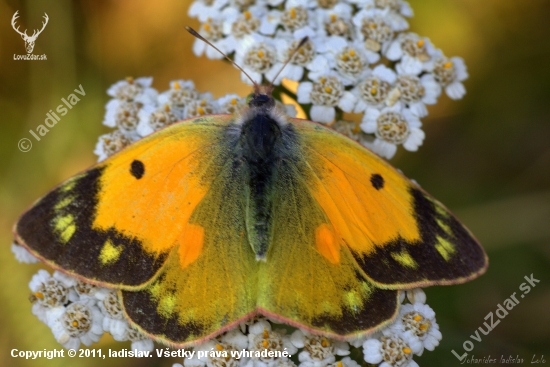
xmin=291 ymin=117 xmax=488 ymax=288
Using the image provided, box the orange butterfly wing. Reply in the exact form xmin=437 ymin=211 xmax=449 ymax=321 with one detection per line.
xmin=288 ymin=117 xmax=488 ymax=288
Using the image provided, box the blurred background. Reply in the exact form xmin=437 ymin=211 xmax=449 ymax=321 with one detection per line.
xmin=1 ymin=0 xmax=549 ymax=366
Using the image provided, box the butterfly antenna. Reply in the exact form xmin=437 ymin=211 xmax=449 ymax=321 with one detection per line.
xmin=185 ymin=26 xmax=260 ymax=91
xmin=268 ymin=37 xmax=309 ymax=88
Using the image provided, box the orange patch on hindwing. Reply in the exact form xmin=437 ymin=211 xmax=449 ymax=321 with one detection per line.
xmin=315 ymin=224 xmax=340 ymax=264
xmin=178 ymin=224 xmax=204 ymax=268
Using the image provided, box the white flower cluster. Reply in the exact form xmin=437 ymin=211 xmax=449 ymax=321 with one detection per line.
xmin=94 ymin=76 xmax=296 ymax=162
xmin=188 ymin=0 xmax=468 ymax=158
xmin=23 ymin=266 xmax=153 ymax=351
xmin=14 ymin=243 xmax=442 ymax=367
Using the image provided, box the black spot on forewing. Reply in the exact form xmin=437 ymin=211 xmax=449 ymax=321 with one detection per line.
xmin=370 ymin=173 xmax=384 ymax=190
xmin=130 ymin=160 xmax=145 ymax=179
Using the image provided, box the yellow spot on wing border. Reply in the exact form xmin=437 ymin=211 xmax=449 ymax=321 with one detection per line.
xmin=435 ymin=236 xmax=456 ymax=261
xmin=54 ymin=195 xmax=75 ymax=210
xmin=391 ymin=250 xmax=418 ymax=268
xmin=99 ymin=239 xmax=123 ymax=265
xmin=53 ymin=214 xmax=76 ymax=244
xmin=158 ymin=294 xmax=177 ymax=317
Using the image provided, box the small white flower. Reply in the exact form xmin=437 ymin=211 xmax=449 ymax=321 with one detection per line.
xmin=209 ymin=341 xmax=241 ymax=367
xmin=405 ymin=288 xmax=426 ymax=304
xmin=328 ymin=43 xmax=372 ymax=85
xmin=373 ymin=1 xmax=410 ymax=31
xmin=259 ymin=9 xmax=283 ymax=35
xmin=137 ymin=104 xmax=179 ymax=137
xmin=235 ymin=35 xmax=279 ymax=84
xmin=28 ymin=270 xmax=78 ymax=310
xmin=52 ymin=271 xmax=78 ymax=288
xmin=363 ymin=334 xmax=419 ymax=367
xmin=361 ymin=105 xmax=424 ymax=159
xmin=353 ymin=64 xmax=397 ymax=112
xmin=225 ymin=10 xmax=264 ymax=50
xmin=291 ymin=330 xmax=349 ymax=367
xmin=224 ymin=328 xmax=250 ymax=349
xmin=229 ymin=0 xmax=261 ymax=11
xmin=386 ymin=33 xmax=435 ymax=75
xmin=107 ymin=77 xmax=158 ymax=105
xmin=94 ymin=130 xmax=132 ymax=162
xmin=372 ymin=0 xmax=414 ymax=19
xmin=327 ymin=357 xmax=360 ymax=367
xmin=185 ymin=97 xmax=218 ymax=118
xmin=297 ymin=75 xmax=356 ymax=123
xmin=428 ymin=55 xmax=468 ymax=100
xmin=189 ymin=0 xmax=229 ymax=22
xmin=158 ymin=80 xmax=201 ymax=119
xmin=73 ymin=280 xmax=108 ymax=301
xmin=330 ymin=120 xmax=362 ymax=142
xmin=272 ymin=36 xmax=329 ymax=83
xmin=389 ymin=73 xmax=441 ymax=117
xmin=217 ymin=94 xmax=246 ymax=114
xmin=11 ymin=242 xmax=39 ymax=263
xmin=193 ymin=19 xmax=228 ymax=60
xmin=98 ymin=290 xmax=129 ymax=341
xmin=47 ymin=299 xmax=104 ymax=349
xmin=389 ymin=303 xmax=442 ymax=355
xmin=280 ymin=5 xmax=311 ymax=34
xmin=314 ymin=4 xmax=353 ymax=39
xmin=247 ymin=321 xmax=297 ymax=366
xmin=102 ymin=100 xmax=143 ymax=139
xmin=353 ymin=8 xmax=395 ymax=55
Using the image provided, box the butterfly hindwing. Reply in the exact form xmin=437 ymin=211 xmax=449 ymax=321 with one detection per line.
xmin=257 ymin=125 xmax=399 ymax=339
xmin=290 ymin=117 xmax=488 ymax=289
xmin=122 ymin=149 xmax=257 ymax=345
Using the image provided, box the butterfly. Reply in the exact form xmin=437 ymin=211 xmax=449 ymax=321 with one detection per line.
xmin=14 ymin=29 xmax=487 ymax=347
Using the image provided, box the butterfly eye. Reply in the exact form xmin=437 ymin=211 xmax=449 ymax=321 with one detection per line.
xmin=130 ymin=160 xmax=145 ymax=179
xmin=245 ymin=93 xmax=255 ymax=104
xmin=370 ymin=173 xmax=384 ymax=190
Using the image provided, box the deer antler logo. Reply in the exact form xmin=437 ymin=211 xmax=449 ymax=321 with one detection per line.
xmin=12 ymin=11 xmax=49 ymax=54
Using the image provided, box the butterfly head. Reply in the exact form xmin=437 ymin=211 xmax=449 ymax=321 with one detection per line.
xmin=247 ymin=85 xmax=275 ymax=110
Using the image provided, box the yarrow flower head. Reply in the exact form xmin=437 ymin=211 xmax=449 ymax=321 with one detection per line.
xmin=360 ymin=105 xmax=424 ymax=158
xmin=47 ymin=299 xmax=104 ymax=350
xmin=297 ymin=74 xmax=356 ymax=123
xmin=186 ymin=0 xmax=467 ymax=158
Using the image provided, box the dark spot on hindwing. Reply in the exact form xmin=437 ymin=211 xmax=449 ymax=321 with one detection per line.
xmin=130 ymin=160 xmax=145 ymax=179
xmin=370 ymin=173 xmax=384 ymax=190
